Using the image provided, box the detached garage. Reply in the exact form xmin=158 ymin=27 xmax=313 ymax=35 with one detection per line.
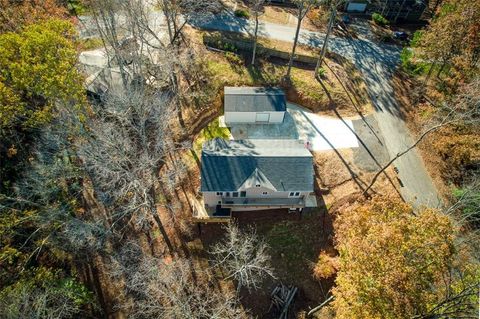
xmin=224 ymin=87 xmax=286 ymax=125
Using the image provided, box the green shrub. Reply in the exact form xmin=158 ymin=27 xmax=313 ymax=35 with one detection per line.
xmin=234 ymin=9 xmax=250 ymax=19
xmin=400 ymin=47 xmax=428 ymax=75
xmin=203 ymin=33 xmax=238 ymax=53
xmin=372 ymin=12 xmax=389 ymax=26
xmin=224 ymin=52 xmax=243 ymax=66
xmin=410 ymin=30 xmax=423 ymax=47
xmin=221 ymin=41 xmax=237 ymax=53
xmin=316 ymin=67 xmax=326 ymax=78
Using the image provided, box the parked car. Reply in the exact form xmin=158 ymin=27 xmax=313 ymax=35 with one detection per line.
xmin=393 ymin=31 xmax=409 ymax=41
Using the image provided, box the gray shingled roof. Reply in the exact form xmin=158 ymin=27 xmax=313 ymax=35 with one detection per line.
xmin=201 ymin=139 xmax=313 ymax=192
xmin=224 ymin=87 xmax=286 ymax=112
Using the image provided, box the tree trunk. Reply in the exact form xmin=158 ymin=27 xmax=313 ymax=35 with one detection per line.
xmin=307 ymin=295 xmax=334 ymax=317
xmin=286 ymin=4 xmax=304 ymax=79
xmin=149 ymin=185 xmax=175 ymax=256
xmin=96 ymin=8 xmax=130 ymax=90
xmin=381 ymin=0 xmax=388 ymax=16
xmin=162 ymin=0 xmax=173 ymax=43
xmin=252 ymin=13 xmax=259 ymax=65
xmin=437 ymin=60 xmax=447 ymax=78
xmin=424 ymin=60 xmax=437 ymax=85
xmin=394 ymin=0 xmax=407 ymax=23
xmin=315 ymin=6 xmax=336 ymax=74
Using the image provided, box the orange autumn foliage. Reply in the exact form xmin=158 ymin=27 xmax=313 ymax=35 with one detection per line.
xmin=0 ymin=0 xmax=68 ymax=33
xmin=313 ymin=250 xmax=339 ymax=280
xmin=332 ymin=197 xmax=456 ymax=319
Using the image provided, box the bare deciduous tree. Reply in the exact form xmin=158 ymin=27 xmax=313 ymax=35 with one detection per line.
xmin=315 ymin=0 xmax=345 ymax=74
xmin=210 ymin=222 xmax=275 ymax=292
xmin=286 ymin=0 xmax=322 ymax=78
xmin=2 ymin=123 xmax=109 ymax=257
xmin=78 ymin=86 xmax=189 ymax=255
xmin=158 ymin=0 xmax=222 ymax=45
xmin=87 ymin=0 xmax=212 ymax=126
xmin=110 ymin=241 xmax=245 ymax=318
xmin=246 ymin=0 xmax=267 ymax=65
xmin=0 ymin=282 xmax=83 ymax=319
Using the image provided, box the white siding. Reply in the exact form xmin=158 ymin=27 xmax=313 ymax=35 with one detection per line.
xmin=224 ymin=112 xmax=256 ymax=124
xmin=203 ymin=188 xmax=310 ymax=208
xmin=225 ymin=111 xmax=285 ymax=124
xmin=268 ymin=112 xmax=285 ymax=123
xmin=204 ymin=192 xmax=221 ymax=207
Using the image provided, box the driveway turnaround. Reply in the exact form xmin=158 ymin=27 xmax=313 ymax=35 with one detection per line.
xmin=230 ymin=103 xmax=359 ymax=151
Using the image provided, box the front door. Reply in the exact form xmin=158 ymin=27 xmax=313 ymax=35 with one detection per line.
xmin=255 ymin=113 xmax=270 ymax=123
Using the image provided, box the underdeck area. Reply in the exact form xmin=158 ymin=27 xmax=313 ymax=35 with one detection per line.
xmin=191 ymin=194 xmax=318 ymax=222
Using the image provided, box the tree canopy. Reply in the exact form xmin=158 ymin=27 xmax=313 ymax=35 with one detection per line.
xmin=0 ymin=0 xmax=68 ymax=33
xmin=417 ymin=0 xmax=480 ymax=80
xmin=332 ymin=197 xmax=479 ymax=319
xmin=0 ymin=18 xmax=84 ymax=131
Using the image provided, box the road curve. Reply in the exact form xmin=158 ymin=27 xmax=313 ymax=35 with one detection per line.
xmin=193 ymin=12 xmax=442 ymax=208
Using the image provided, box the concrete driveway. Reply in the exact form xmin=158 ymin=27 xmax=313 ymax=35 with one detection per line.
xmin=198 ymin=12 xmax=441 ymax=208
xmin=229 ymin=103 xmax=359 ymax=151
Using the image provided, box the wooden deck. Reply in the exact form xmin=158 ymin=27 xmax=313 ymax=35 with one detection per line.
xmin=191 ymin=193 xmax=318 ymax=223
xmin=191 ymin=197 xmax=230 ymax=223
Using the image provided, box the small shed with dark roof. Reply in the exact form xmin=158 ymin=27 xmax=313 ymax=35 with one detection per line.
xmin=223 ymin=87 xmax=286 ymax=125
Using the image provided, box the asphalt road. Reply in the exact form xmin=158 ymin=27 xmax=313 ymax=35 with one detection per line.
xmin=194 ymin=12 xmax=442 ymax=208
xmin=77 ymin=9 xmax=442 ymax=208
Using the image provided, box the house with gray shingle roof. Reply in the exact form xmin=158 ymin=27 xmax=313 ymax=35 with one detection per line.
xmin=199 ymin=138 xmax=317 ymax=218
xmin=223 ymin=87 xmax=286 ymax=125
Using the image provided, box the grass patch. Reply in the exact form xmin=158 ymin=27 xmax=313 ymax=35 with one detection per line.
xmin=203 ymin=29 xmax=373 ymax=115
xmin=78 ymin=37 xmax=104 ymax=51
xmin=264 ymin=213 xmax=328 ymax=276
xmin=267 ymin=222 xmax=304 ymax=266
xmin=206 ymin=59 xmax=252 ymax=87
xmin=192 ymin=118 xmax=231 ymax=156
xmin=234 ymin=9 xmax=250 ymax=19
xmin=290 ymin=68 xmax=328 ymax=104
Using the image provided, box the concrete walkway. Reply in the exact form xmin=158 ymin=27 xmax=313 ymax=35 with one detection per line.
xmin=195 ymin=13 xmax=441 ymax=208
xmin=288 ymin=104 xmax=359 ymax=151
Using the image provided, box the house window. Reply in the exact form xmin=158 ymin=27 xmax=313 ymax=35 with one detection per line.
xmin=262 ymin=191 xmax=268 ymax=195
xmin=255 ymin=184 xmax=260 ymax=187
xmin=295 ymin=192 xmax=300 ymax=196
xmin=216 ymin=192 xmax=222 ymax=196
xmin=289 ymin=192 xmax=300 ymax=197
xmin=218 ymin=201 xmax=221 ymax=204
xmin=233 ymin=192 xmax=239 ymax=198
xmin=225 ymin=192 xmax=230 ymax=197
xmin=240 ymin=191 xmax=246 ymax=197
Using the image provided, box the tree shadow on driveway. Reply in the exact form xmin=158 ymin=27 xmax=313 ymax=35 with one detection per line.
xmin=315 ymin=76 xmax=404 ymax=200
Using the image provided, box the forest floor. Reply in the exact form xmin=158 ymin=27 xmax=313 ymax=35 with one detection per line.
xmin=172 ymin=142 xmax=400 ymax=318
xmin=162 ymin=31 xmax=403 ymax=315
